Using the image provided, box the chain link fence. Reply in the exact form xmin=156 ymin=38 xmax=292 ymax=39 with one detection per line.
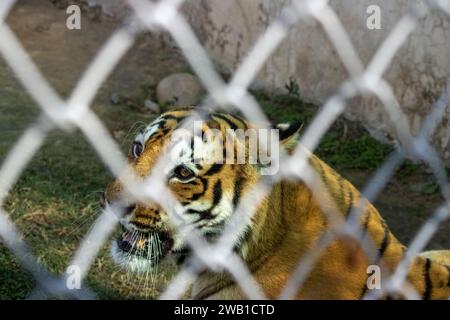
xmin=0 ymin=0 xmax=450 ymax=299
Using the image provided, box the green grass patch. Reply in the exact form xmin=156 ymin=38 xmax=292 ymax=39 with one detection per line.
xmin=253 ymin=90 xmax=393 ymax=171
xmin=0 ymin=71 xmax=168 ymax=298
xmin=316 ymin=134 xmax=394 ymax=170
xmin=253 ymin=90 xmax=316 ymax=124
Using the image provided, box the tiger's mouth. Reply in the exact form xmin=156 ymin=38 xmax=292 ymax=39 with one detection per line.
xmin=111 ymin=228 xmax=174 ymax=272
xmin=116 ymin=230 xmax=173 ymax=258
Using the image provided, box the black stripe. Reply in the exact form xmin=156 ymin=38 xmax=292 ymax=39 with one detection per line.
xmin=188 ymin=178 xmax=208 ymax=201
xmin=190 ymin=137 xmax=195 ymax=161
xmin=229 ymin=114 xmax=248 ymax=129
xmin=186 ymin=208 xmax=206 ymax=215
xmin=212 ymin=113 xmax=239 ymax=130
xmin=423 ymin=258 xmax=432 ymax=300
xmin=130 ymin=221 xmax=151 ymax=230
xmin=232 ymin=176 xmax=245 ymax=210
xmin=360 ymin=274 xmax=369 ymax=299
xmin=189 ymin=192 xmax=206 ymax=201
xmin=157 ymin=120 xmax=166 ymax=129
xmin=376 ymin=222 xmax=390 ymax=262
xmin=279 ymin=122 xmax=302 ymax=140
xmin=446 ymin=265 xmax=450 ymax=286
xmin=144 ymin=121 xmax=164 ymax=141
xmin=176 ymin=253 xmax=188 ymax=265
xmin=189 ymin=180 xmax=223 ymax=221
xmin=212 ymin=180 xmax=222 ymax=206
xmin=160 ymin=114 xmax=186 ymax=122
xmin=185 ymin=179 xmax=200 ymax=186
xmin=204 ymin=163 xmax=224 ymax=176
xmin=149 ymin=120 xmax=164 ymax=128
xmin=187 ymin=208 xmax=213 ymax=220
xmin=148 ymin=133 xmax=163 ymax=142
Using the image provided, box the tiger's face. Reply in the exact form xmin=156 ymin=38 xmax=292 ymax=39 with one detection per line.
xmin=103 ymin=108 xmax=300 ymax=272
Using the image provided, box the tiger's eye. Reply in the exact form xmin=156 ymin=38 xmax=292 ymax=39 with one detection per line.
xmin=131 ymin=141 xmax=143 ymax=159
xmin=174 ymin=165 xmax=195 ymax=180
xmin=179 ymin=167 xmax=190 ymax=177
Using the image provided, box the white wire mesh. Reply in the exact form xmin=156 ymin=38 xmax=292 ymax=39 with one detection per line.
xmin=0 ymin=0 xmax=449 ymax=300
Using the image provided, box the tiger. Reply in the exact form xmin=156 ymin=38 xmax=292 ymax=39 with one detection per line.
xmin=102 ymin=107 xmax=450 ymax=299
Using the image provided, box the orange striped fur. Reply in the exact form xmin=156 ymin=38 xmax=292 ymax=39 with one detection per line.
xmin=104 ymin=108 xmax=450 ymax=299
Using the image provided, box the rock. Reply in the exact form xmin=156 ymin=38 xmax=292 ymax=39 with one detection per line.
xmin=156 ymin=73 xmax=205 ymax=107
xmin=111 ymin=93 xmax=120 ymax=104
xmin=144 ymin=99 xmax=160 ymax=113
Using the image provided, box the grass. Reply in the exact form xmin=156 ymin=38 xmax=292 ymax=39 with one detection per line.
xmin=317 ymin=135 xmax=393 ymax=170
xmin=1 ymin=120 xmax=177 ymax=299
xmin=0 ymin=80 xmax=409 ymax=299
xmin=0 ymin=65 xmax=178 ymax=298
xmin=254 ymin=90 xmax=394 ymax=170
xmin=254 ymin=90 xmax=316 ymax=124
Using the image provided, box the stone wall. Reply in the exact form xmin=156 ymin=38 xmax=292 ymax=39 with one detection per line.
xmin=182 ymin=0 xmax=450 ymax=159
xmin=87 ymin=0 xmax=129 ymax=18
xmin=84 ymin=0 xmax=450 ymax=159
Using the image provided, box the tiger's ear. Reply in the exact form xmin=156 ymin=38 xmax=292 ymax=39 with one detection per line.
xmin=274 ymin=122 xmax=303 ymax=152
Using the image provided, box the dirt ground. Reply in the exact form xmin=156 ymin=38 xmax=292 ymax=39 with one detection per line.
xmin=0 ymin=0 xmax=449 ymax=299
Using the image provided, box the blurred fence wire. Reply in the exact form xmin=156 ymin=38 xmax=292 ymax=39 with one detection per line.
xmin=0 ymin=0 xmax=450 ymax=299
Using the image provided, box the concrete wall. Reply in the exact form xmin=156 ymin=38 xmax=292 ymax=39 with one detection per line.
xmin=182 ymin=0 xmax=450 ymax=159
xmin=87 ymin=0 xmax=128 ymax=17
